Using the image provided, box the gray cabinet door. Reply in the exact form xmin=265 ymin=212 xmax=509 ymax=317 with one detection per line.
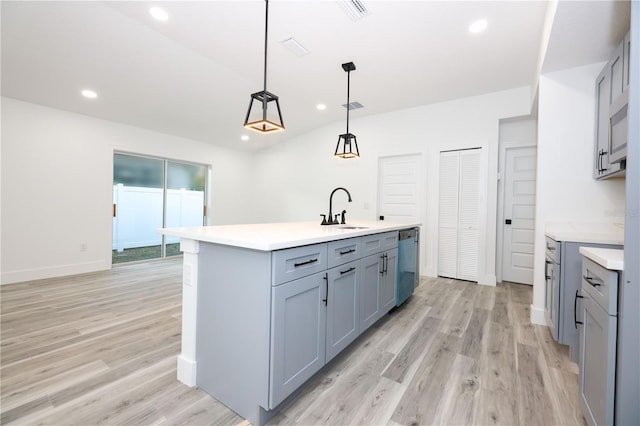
xmin=380 ymin=248 xmax=398 ymax=315
xmin=326 ymin=260 xmax=360 ymax=362
xmin=579 ymin=293 xmax=617 ymax=426
xmin=594 ymin=44 xmax=625 ymax=177
xmin=270 ymin=271 xmax=327 ymax=408
xmin=360 ymin=253 xmax=382 ymax=332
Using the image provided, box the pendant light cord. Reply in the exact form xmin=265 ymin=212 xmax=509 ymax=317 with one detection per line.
xmin=263 ymin=0 xmax=269 ymax=96
xmin=346 ymin=69 xmax=350 ymax=134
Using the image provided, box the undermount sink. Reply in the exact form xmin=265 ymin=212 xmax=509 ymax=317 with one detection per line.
xmin=338 ymin=226 xmax=369 ymax=230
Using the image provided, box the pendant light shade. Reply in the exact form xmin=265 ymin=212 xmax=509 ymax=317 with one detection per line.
xmin=335 ymin=62 xmax=360 ymax=158
xmin=244 ymin=0 xmax=285 ymax=133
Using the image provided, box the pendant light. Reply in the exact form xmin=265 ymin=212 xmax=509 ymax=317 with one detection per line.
xmin=335 ymin=62 xmax=360 ymax=158
xmin=244 ymin=0 xmax=285 ymax=133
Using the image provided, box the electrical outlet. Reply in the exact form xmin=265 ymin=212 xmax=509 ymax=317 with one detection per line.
xmin=80 ymin=243 xmax=87 ymax=252
xmin=363 ymin=202 xmax=370 ymax=210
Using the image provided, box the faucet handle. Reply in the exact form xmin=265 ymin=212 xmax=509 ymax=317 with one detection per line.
xmin=320 ymin=214 xmax=327 ymax=225
xmin=341 ymin=210 xmax=347 ymax=225
xmin=334 ymin=214 xmax=339 ymax=224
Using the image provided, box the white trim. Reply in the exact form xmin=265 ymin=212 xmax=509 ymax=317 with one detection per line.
xmin=177 ymin=355 xmax=197 ymax=387
xmin=530 ymin=303 xmax=547 ymax=325
xmin=1 ymin=260 xmax=109 ymax=285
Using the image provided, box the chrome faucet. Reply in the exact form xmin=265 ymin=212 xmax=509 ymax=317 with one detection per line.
xmin=321 ymin=187 xmax=352 ymax=225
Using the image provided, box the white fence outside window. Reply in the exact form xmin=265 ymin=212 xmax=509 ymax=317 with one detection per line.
xmin=112 ymin=184 xmax=204 ymax=251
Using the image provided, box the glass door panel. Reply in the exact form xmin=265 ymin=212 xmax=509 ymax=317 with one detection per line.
xmin=112 ymin=154 xmax=164 ymax=264
xmin=165 ymin=161 xmax=206 ymax=257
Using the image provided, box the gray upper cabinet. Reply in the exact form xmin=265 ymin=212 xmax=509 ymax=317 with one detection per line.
xmin=595 ymin=32 xmax=631 ymax=175
xmin=270 ymin=271 xmax=327 ymax=409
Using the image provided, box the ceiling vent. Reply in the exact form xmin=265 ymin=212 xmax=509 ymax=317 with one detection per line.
xmin=339 ymin=0 xmax=369 ymax=21
xmin=342 ymin=101 xmax=364 ymax=110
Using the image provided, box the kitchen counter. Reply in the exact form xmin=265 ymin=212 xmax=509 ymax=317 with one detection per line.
xmin=159 ymin=220 xmax=418 ymax=251
xmin=545 ymin=221 xmax=625 ymax=245
xmin=157 ymin=220 xmax=419 ymax=426
xmin=579 ymin=247 xmax=625 ymax=271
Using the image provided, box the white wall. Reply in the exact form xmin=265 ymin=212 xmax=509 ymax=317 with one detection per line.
xmin=1 ymin=97 xmax=255 ymax=284
xmin=532 ymin=63 xmax=626 ymax=323
xmin=252 ymin=86 xmax=532 ymax=284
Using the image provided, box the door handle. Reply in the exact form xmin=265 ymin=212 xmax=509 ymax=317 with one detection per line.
xmin=322 ymin=273 xmax=328 ymax=306
xmin=505 ymin=219 xmax=512 ymax=225
xmin=574 ymin=290 xmax=583 ymax=329
xmin=583 ymin=275 xmax=601 ymax=287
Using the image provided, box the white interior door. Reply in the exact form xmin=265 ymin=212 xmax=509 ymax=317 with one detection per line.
xmin=501 ymin=146 xmax=536 ymax=284
xmin=438 ymin=149 xmax=481 ymax=282
xmin=437 ymin=151 xmax=460 ymax=279
xmin=457 ymin=149 xmax=481 ymax=282
xmin=377 ymin=154 xmax=421 ymax=223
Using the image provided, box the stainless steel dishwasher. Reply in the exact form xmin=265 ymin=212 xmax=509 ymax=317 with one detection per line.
xmin=397 ymin=228 xmax=419 ymax=306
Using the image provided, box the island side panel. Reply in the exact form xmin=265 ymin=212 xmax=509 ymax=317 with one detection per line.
xmin=177 ymin=238 xmax=199 ymax=386
xmin=196 ymin=242 xmax=272 ymax=423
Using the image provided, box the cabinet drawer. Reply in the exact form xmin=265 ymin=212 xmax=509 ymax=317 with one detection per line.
xmin=327 ymin=237 xmax=362 ymax=269
xmin=361 ymin=231 xmax=398 ymax=257
xmin=581 ymin=257 xmax=619 ymax=314
xmin=272 ymin=243 xmax=327 ymax=286
xmin=545 ymin=236 xmax=560 ymax=263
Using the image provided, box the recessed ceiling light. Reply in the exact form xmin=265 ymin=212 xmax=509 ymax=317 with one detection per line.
xmin=81 ymin=89 xmax=97 ymax=99
xmin=240 ymin=135 xmax=250 ymax=141
xmin=316 ymin=104 xmax=327 ymax=111
xmin=150 ymin=7 xmax=169 ymax=22
xmin=469 ymin=19 xmax=488 ymax=34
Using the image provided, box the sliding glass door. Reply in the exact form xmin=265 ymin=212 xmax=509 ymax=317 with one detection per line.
xmin=112 ymin=153 xmax=206 ymax=264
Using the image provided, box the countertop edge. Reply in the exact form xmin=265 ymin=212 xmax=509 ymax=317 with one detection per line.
xmin=579 ymin=247 xmax=625 ymax=271
xmin=158 ymin=221 xmax=420 ymax=251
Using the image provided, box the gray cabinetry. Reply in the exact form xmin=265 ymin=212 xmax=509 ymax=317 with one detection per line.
xmin=579 ymin=258 xmax=619 ymax=426
xmin=380 ymin=248 xmax=398 ymax=313
xmin=270 ymin=271 xmax=326 ymax=408
xmin=360 ymin=253 xmax=382 ymax=331
xmin=328 ymin=237 xmax=361 ymax=268
xmin=359 ymin=237 xmax=398 ymax=333
xmin=543 ymin=236 xmax=621 ymax=363
xmin=595 ymin=32 xmax=631 ymax=175
xmin=326 ymin=260 xmax=360 ymax=362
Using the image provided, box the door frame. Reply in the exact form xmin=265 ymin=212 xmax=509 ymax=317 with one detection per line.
xmin=496 ymin=144 xmax=537 ymax=284
xmin=111 ymin=150 xmax=210 ymax=265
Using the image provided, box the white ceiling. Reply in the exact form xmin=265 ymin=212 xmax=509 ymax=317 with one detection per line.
xmin=0 ymin=1 xmax=631 ymax=152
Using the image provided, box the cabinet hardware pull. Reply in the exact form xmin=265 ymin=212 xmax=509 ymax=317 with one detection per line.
xmin=574 ymin=290 xmax=584 ymax=329
xmin=380 ymin=254 xmax=385 ymax=275
xmin=583 ymin=275 xmax=601 ymax=287
xmin=113 ymin=204 xmax=117 ymax=218
xmin=546 ymin=245 xmax=555 ymax=251
xmin=340 ymin=266 xmax=355 ymax=275
xmin=294 ymin=258 xmax=318 ymax=267
xmin=339 ymin=248 xmax=356 ymax=255
xmin=323 ymin=273 xmax=328 ymax=306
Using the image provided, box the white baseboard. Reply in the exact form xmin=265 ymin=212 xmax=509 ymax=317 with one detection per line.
xmin=530 ymin=304 xmax=547 ymax=325
xmin=478 ymin=274 xmax=497 ymax=286
xmin=177 ymin=355 xmax=197 ymax=387
xmin=1 ymin=260 xmax=109 ymax=285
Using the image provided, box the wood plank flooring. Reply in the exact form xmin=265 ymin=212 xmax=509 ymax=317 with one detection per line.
xmin=1 ymin=260 xmax=585 ymax=425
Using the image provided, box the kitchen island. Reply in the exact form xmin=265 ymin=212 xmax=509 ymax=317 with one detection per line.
xmin=158 ymin=220 xmax=420 ymax=426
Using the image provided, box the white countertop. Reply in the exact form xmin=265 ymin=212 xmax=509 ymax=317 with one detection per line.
xmin=579 ymin=247 xmax=625 ymax=271
xmin=545 ymin=222 xmax=624 ymax=245
xmin=158 ymin=220 xmax=420 ymax=251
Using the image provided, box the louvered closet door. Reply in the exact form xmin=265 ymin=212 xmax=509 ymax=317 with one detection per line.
xmin=438 ymin=149 xmax=481 ymax=282
xmin=438 ymin=151 xmax=460 ymax=279
xmin=456 ymin=150 xmax=480 ymax=281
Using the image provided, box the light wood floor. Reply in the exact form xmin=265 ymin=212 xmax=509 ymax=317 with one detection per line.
xmin=1 ymin=259 xmax=585 ymax=426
